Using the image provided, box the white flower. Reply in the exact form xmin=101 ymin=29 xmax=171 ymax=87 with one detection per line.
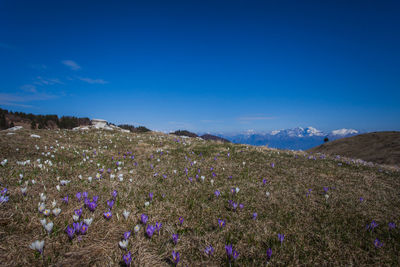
xmin=235 ymin=187 xmax=240 ymax=193
xmin=265 ymin=191 xmax=270 ymax=197
xmin=43 ymin=209 xmax=51 ymax=216
xmin=119 ymin=239 xmax=129 ymax=249
xmin=134 ymin=225 xmax=140 ymax=233
xmin=144 ymin=201 xmax=150 ymax=207
xmin=73 ymin=215 xmax=79 ymax=222
xmin=325 ymin=194 xmax=329 ymax=200
xmin=96 ymin=173 xmax=101 ymax=179
xmin=1 ymin=159 xmax=7 ymax=166
xmin=51 ymin=200 xmax=57 ymax=208
xmin=242 ymin=161 xmax=246 ymax=165
xmin=56 ymin=185 xmax=60 ymax=192
xmin=110 ymin=174 xmax=115 ymax=179
xmin=88 ymin=176 xmax=92 ymax=183
xmin=44 ymin=222 xmax=53 ymax=233
xmin=38 ymin=203 xmax=46 ymax=213
xmin=31 ymin=179 xmax=36 ymax=184
xmin=52 ymin=208 xmax=61 ymax=216
xmin=123 ymin=210 xmax=130 ymax=220
xmin=200 ymin=176 xmax=205 ymax=182
xmin=21 ymin=187 xmax=27 ymax=195
xmin=173 ymin=170 xmax=177 ymax=174
xmin=84 ymin=218 xmax=93 ymax=226
xmin=29 ymin=240 xmax=44 ymax=252
xmin=78 ymin=175 xmax=82 ymax=180
xmin=60 ymin=180 xmax=70 ymax=185
xmin=40 ymin=193 xmax=46 ymax=202
xmin=211 ymin=179 xmax=214 ymax=186
xmin=40 ymin=218 xmax=47 ymax=227
xmin=129 ymin=179 xmax=132 ymax=182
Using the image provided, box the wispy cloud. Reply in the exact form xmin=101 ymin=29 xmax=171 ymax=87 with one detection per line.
xmin=61 ymin=60 xmax=81 ymax=70
xmin=237 ymin=116 xmax=276 ymax=121
xmin=34 ymin=76 xmax=63 ymax=86
xmin=78 ymin=77 xmax=108 ymax=84
xmin=20 ymin=84 xmax=37 ymax=93
xmin=0 ymin=92 xmax=57 ymax=107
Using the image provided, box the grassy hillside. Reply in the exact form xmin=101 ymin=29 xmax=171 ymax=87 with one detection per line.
xmin=308 ymin=131 xmax=400 ymax=166
xmin=0 ymin=129 xmax=399 ymax=266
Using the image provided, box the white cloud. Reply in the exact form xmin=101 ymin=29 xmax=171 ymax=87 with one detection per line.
xmin=78 ymin=77 xmax=108 ymax=84
xmin=20 ymin=84 xmax=37 ymax=93
xmin=34 ymin=76 xmax=63 ymax=86
xmin=61 ymin=60 xmax=81 ymax=70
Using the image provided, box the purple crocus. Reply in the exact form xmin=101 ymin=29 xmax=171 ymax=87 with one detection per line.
xmin=112 ymin=190 xmax=118 ymax=199
xmin=239 ymin=203 xmax=244 ymax=209
xmin=252 ymin=212 xmax=258 ymax=220
xmin=388 ymin=222 xmax=396 ymax=230
xmin=262 ymin=179 xmax=267 ymax=185
xmin=270 ymin=162 xmax=275 ymax=168
xmin=62 ymin=195 xmax=69 ymax=204
xmin=205 ymin=245 xmax=214 ymax=256
xmin=73 ymin=222 xmax=83 ymax=234
xmin=374 ymin=238 xmax=383 ymax=248
xmin=172 ymin=233 xmax=179 ymax=244
xmin=215 ymin=190 xmax=221 ymax=197
xmin=88 ymin=201 xmax=97 ymax=212
xmin=149 ymin=192 xmax=154 ymax=201
xmin=74 ymin=208 xmax=82 ymax=218
xmin=367 ymin=220 xmax=378 ymax=231
xmin=80 ymin=224 xmax=88 ymax=235
xmin=278 ymin=234 xmax=285 ymax=244
xmin=141 ymin=214 xmax=148 ymax=224
xmin=93 ymin=195 xmax=99 ymax=203
xmin=66 ymin=225 xmax=75 ymax=240
xmin=323 ymin=187 xmax=329 ymax=193
xmin=266 ymin=248 xmax=272 ymax=261
xmin=104 ymin=211 xmax=112 ymax=220
xmin=172 ymin=250 xmax=180 ymax=265
xmin=107 ymin=199 xmax=115 ymax=209
xmin=82 ymin=192 xmax=88 ymax=199
xmin=225 ymin=244 xmax=238 ymax=260
xmin=76 ymin=192 xmax=82 ymax=201
xmin=178 ymin=217 xmax=184 ymax=225
xmin=155 ymin=222 xmax=162 ymax=233
xmin=124 ymin=231 xmax=131 ymax=240
xmin=123 ymin=251 xmax=132 ymax=266
xmin=146 ymin=224 xmax=155 ymax=238
xmin=218 ymin=219 xmax=226 ymax=228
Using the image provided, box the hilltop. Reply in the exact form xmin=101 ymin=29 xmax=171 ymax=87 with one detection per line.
xmin=308 ymin=131 xmax=400 ymax=166
xmin=0 ymin=128 xmax=399 ymax=266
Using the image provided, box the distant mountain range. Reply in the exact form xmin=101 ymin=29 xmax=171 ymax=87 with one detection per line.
xmin=215 ymin=127 xmax=360 ymax=150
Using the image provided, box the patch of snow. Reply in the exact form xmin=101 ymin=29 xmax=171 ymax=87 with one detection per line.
xmin=30 ymin=134 xmax=41 ymax=138
xmin=331 ymin=129 xmax=358 ymax=136
xmin=6 ymin=126 xmax=23 ymax=131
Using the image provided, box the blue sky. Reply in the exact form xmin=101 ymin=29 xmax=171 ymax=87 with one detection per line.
xmin=1 ymin=0 xmax=399 ymax=133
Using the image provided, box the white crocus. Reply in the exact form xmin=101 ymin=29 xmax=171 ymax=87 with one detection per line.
xmin=144 ymin=201 xmax=150 ymax=207
xmin=88 ymin=176 xmax=92 ymax=183
xmin=84 ymin=218 xmax=93 ymax=226
xmin=40 ymin=193 xmax=46 ymax=202
xmin=200 ymin=176 xmax=205 ymax=182
xmin=134 ymin=225 xmax=140 ymax=233
xmin=43 ymin=209 xmax=51 ymax=216
xmin=44 ymin=222 xmax=53 ymax=233
xmin=29 ymin=240 xmax=44 ymax=252
xmin=38 ymin=203 xmax=46 ymax=213
xmin=265 ymin=191 xmax=270 ymax=198
xmin=32 ymin=179 xmax=36 ymax=185
xmin=119 ymin=239 xmax=129 ymax=249
xmin=325 ymin=194 xmax=329 ymax=201
xmin=51 ymin=200 xmax=57 ymax=208
xmin=40 ymin=218 xmax=47 ymax=227
xmin=235 ymin=187 xmax=240 ymax=193
xmin=56 ymin=185 xmax=61 ymax=192
xmin=123 ymin=210 xmax=130 ymax=220
xmin=21 ymin=187 xmax=27 ymax=195
xmin=52 ymin=208 xmax=61 ymax=216
xmin=210 ymin=179 xmax=214 ymax=186
xmin=73 ymin=215 xmax=79 ymax=222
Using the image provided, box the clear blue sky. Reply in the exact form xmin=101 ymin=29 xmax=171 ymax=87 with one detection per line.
xmin=1 ymin=0 xmax=399 ymax=133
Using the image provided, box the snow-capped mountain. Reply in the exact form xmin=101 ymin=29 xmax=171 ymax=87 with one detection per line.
xmin=218 ymin=127 xmax=360 ymax=150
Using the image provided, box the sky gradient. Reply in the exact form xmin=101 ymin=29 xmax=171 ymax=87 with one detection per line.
xmin=1 ymin=0 xmax=399 ymax=133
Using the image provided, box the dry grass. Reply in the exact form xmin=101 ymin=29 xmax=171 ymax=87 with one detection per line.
xmin=0 ymin=129 xmax=399 ymax=266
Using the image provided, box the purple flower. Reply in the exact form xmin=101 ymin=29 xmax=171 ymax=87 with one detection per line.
xmin=218 ymin=219 xmax=226 ymax=228
xmin=107 ymin=168 xmax=111 ymax=173
xmin=1 ymin=188 xmax=8 ymax=195
xmin=149 ymin=192 xmax=153 ymax=201
xmin=84 ymin=197 xmax=90 ymax=207
xmin=323 ymin=187 xmax=329 ymax=193
xmin=123 ymin=251 xmax=132 ymax=266
xmin=82 ymin=192 xmax=88 ymax=199
xmin=270 ymin=162 xmax=275 ymax=168
xmin=172 ymin=250 xmax=180 ymax=265
xmin=388 ymin=222 xmax=396 ymax=230
xmin=278 ymin=233 xmax=285 ymax=244
xmin=204 ymin=245 xmax=214 ymax=256
xmin=124 ymin=231 xmax=131 ymax=240
xmin=104 ymin=211 xmax=112 ymax=220
xmin=232 ymin=202 xmax=238 ymax=210
xmin=252 ymin=212 xmax=258 ymax=220
xmin=88 ymin=201 xmax=97 ymax=212
xmin=76 ymin=192 xmax=82 ymax=201
xmin=92 ymin=195 xmax=99 ymax=203
xmin=231 ymin=188 xmax=236 ymax=194
xmin=262 ymin=179 xmax=267 ymax=185
xmin=359 ymin=197 xmax=364 ymax=202
xmin=212 ymin=172 xmax=216 ymax=177
xmin=107 ymin=199 xmax=115 ymax=209
xmin=178 ymin=217 xmax=184 ymax=225
xmin=215 ymin=190 xmax=221 ymax=197
xmin=266 ymin=248 xmax=272 ymax=261
xmin=66 ymin=225 xmax=75 ymax=239
xmin=73 ymin=222 xmax=83 ymax=234
xmin=146 ymin=224 xmax=155 ymax=238
xmin=233 ymin=250 xmax=239 ymax=260
xmin=367 ymin=220 xmax=378 ymax=231
xmin=374 ymin=238 xmax=383 ymax=248
xmin=74 ymin=208 xmax=82 ymax=218
xmin=172 ymin=233 xmax=179 ymax=244
xmin=225 ymin=244 xmax=238 ymax=260
xmin=80 ymin=224 xmax=88 ymax=235
xmin=141 ymin=214 xmax=148 ymax=224
xmin=62 ymin=195 xmax=69 ymax=204
xmin=155 ymin=222 xmax=162 ymax=233
xmin=239 ymin=203 xmax=244 ymax=209
xmin=112 ymin=190 xmax=118 ymax=199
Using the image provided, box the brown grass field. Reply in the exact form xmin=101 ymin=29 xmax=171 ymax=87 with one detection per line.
xmin=0 ymin=129 xmax=399 ymax=266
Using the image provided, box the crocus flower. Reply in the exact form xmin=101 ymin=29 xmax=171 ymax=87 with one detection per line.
xmin=21 ymin=187 xmax=27 ymax=195
xmin=74 ymin=208 xmax=82 ymax=218
xmin=82 ymin=192 xmax=88 ymax=199
xmin=44 ymin=222 xmax=54 ymax=234
xmin=92 ymin=195 xmax=99 ymax=203
xmin=76 ymin=192 xmax=82 ymax=201
xmin=119 ymin=239 xmax=129 ymax=249
xmin=80 ymin=224 xmax=88 ymax=235
xmin=374 ymin=238 xmax=383 ymax=248
xmin=88 ymin=201 xmax=97 ymax=212
xmin=239 ymin=203 xmax=244 ymax=209
xmin=149 ymin=192 xmax=153 ymax=201
xmin=226 ymin=244 xmax=238 ymax=260
xmin=388 ymin=222 xmax=396 ymax=230
xmin=172 ymin=234 xmax=179 ymax=244
xmin=263 ymin=179 xmax=267 ymax=185
xmin=124 ymin=231 xmax=131 ymax=240
xmin=134 ymin=225 xmax=140 ymax=233
xmin=215 ymin=190 xmax=221 ymax=197
xmin=66 ymin=225 xmax=75 ymax=240
xmin=266 ymin=248 xmax=272 ymax=261
xmin=107 ymin=199 xmax=114 ymax=209
xmin=123 ymin=251 xmax=132 ymax=266
xmin=123 ymin=210 xmax=130 ymax=220
xmin=73 ymin=222 xmax=83 ymax=234
xmin=141 ymin=214 xmax=148 ymax=224
xmin=172 ymin=250 xmax=180 ymax=265
xmin=367 ymin=220 xmax=378 ymax=231
xmin=84 ymin=218 xmax=93 ymax=226
xmin=218 ymin=219 xmax=226 ymax=228
xmin=278 ymin=234 xmax=285 ymax=244
xmin=43 ymin=209 xmax=51 ymax=216
xmin=104 ymin=211 xmax=112 ymax=220
xmin=52 ymin=208 xmax=61 ymax=216
xmin=178 ymin=217 xmax=184 ymax=225
xmin=155 ymin=221 xmax=162 ymax=233
xmin=205 ymin=245 xmax=214 ymax=256
xmin=112 ymin=190 xmax=118 ymax=199
xmin=62 ymin=196 xmax=68 ymax=204
xmin=146 ymin=224 xmax=155 ymax=238
xmin=252 ymin=212 xmax=258 ymax=220
xmin=29 ymin=240 xmax=44 ymax=253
